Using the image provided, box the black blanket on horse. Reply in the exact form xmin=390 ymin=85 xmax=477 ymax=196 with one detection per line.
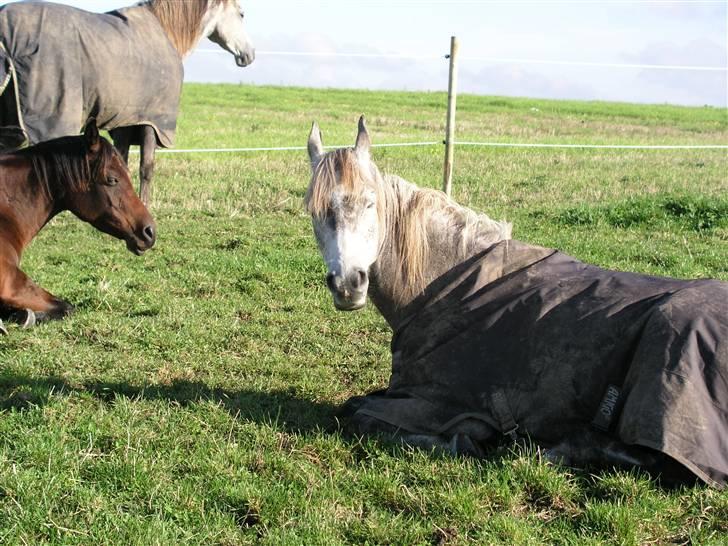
xmin=0 ymin=2 xmax=182 ymax=149
xmin=347 ymin=240 xmax=728 ymax=487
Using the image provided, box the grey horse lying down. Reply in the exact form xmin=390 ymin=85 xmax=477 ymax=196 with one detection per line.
xmin=305 ymin=117 xmax=728 ymax=488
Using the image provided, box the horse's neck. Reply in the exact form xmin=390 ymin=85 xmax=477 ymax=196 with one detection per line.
xmin=0 ymin=157 xmax=58 ymax=252
xmin=369 ymin=175 xmax=511 ymax=329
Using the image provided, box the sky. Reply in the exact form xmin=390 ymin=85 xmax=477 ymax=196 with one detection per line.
xmin=24 ymin=1 xmax=728 ymax=107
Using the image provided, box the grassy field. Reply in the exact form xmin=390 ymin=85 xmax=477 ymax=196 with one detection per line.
xmin=1 ymin=84 xmax=726 ymax=544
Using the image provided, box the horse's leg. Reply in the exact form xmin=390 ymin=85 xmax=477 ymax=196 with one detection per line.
xmin=0 ymin=260 xmax=73 ymax=323
xmin=346 ymin=412 xmax=489 ymax=457
xmin=139 ymin=126 xmax=156 ymax=205
xmin=110 ymin=127 xmax=131 ymax=164
xmin=544 ymin=435 xmax=656 ymax=469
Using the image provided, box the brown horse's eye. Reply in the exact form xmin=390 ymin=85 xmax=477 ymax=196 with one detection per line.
xmin=105 ymin=176 xmax=118 ymax=186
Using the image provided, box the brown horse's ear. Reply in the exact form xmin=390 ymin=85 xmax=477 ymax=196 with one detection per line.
xmin=83 ymin=119 xmax=102 ymax=155
xmin=308 ymin=122 xmax=324 ymax=172
xmin=354 ymin=115 xmax=370 ymax=160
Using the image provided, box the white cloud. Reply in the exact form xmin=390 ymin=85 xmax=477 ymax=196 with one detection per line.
xmin=186 ymin=31 xmax=726 ymax=107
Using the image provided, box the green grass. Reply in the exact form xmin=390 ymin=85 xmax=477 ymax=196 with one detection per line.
xmin=1 ymin=84 xmax=727 ymax=544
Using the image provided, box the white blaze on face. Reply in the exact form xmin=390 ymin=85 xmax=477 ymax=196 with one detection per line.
xmin=313 ymin=187 xmax=379 ymax=310
xmin=204 ymin=1 xmax=255 ymax=67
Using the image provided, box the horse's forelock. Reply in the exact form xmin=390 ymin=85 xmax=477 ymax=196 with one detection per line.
xmin=305 ymin=148 xmax=374 ymax=219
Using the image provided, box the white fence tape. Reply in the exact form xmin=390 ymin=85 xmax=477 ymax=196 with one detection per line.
xmin=455 ymin=142 xmax=728 ymax=149
xmin=129 ymin=141 xmax=727 ymax=154
xmin=195 ymin=49 xmax=727 ymax=72
xmin=132 ymin=142 xmax=441 ymax=154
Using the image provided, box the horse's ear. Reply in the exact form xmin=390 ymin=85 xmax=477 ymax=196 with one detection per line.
xmin=83 ymin=118 xmax=102 ymax=154
xmin=308 ymin=122 xmax=324 ymax=172
xmin=354 ymin=115 xmax=370 ymax=160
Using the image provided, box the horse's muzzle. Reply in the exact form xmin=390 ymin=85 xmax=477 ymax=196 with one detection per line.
xmin=327 ymin=269 xmax=368 ymax=311
xmin=126 ymin=223 xmax=156 ymax=255
xmin=236 ymin=48 xmax=255 ymax=67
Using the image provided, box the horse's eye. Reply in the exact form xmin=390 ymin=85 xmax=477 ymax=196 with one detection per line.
xmin=325 ymin=211 xmax=336 ymax=229
xmin=105 ymin=176 xmax=118 ymax=186
xmin=240 ymin=10 xmax=245 ymax=18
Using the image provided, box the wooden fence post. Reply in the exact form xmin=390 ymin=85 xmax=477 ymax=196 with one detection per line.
xmin=443 ymin=36 xmax=460 ymax=196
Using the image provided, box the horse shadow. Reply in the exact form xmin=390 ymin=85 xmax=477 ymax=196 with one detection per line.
xmin=0 ymin=374 xmax=340 ymax=434
xmin=0 ymin=373 xmax=702 ymax=491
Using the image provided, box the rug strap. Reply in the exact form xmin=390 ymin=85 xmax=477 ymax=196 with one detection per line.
xmin=489 ymin=389 xmax=519 ymax=442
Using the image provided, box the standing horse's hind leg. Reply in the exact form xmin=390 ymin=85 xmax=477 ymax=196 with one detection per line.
xmin=139 ymin=126 xmax=157 ymax=205
xmin=110 ymin=127 xmax=132 ymax=164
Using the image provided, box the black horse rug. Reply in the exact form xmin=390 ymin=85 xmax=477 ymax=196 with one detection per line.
xmin=0 ymin=2 xmax=182 ymax=149
xmin=344 ymin=240 xmax=728 ymax=488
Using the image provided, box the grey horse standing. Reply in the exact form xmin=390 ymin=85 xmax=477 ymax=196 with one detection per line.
xmin=0 ymin=0 xmax=255 ymax=203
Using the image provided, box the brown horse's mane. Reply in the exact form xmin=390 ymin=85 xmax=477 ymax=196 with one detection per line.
xmin=144 ymin=0 xmax=235 ymax=56
xmin=15 ymin=136 xmax=115 ymax=198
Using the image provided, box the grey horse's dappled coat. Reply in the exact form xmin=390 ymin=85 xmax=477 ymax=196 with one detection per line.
xmin=0 ymin=2 xmax=182 ymax=149
xmin=345 ymin=239 xmax=728 ymax=488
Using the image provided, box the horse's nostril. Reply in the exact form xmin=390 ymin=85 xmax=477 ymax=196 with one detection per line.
xmin=349 ymin=268 xmax=368 ymax=290
xmin=326 ymin=273 xmax=337 ymax=291
xmin=143 ymin=224 xmax=155 ymax=245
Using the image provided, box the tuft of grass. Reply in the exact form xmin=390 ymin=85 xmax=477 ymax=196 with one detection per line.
xmin=556 ymin=194 xmax=728 ymax=233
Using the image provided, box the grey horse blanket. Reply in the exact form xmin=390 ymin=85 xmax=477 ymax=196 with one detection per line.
xmin=0 ymin=2 xmax=182 ymax=149
xmin=346 ymin=240 xmax=728 ymax=487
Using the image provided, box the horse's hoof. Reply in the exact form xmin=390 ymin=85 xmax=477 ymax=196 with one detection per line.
xmin=21 ymin=309 xmax=36 ymax=329
xmin=0 ymin=319 xmax=7 ymax=335
xmin=8 ymin=308 xmax=36 ymax=328
xmin=542 ymin=446 xmax=572 ymax=467
xmin=449 ymin=433 xmax=485 ymax=458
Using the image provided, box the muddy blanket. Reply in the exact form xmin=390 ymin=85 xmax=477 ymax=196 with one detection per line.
xmin=0 ymin=2 xmax=182 ymax=149
xmin=348 ymin=240 xmax=728 ymax=487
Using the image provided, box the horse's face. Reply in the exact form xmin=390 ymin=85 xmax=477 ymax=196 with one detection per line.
xmin=307 ymin=118 xmax=379 ymax=311
xmin=69 ymin=123 xmax=156 ymax=256
xmin=206 ymin=0 xmax=255 ymax=67
xmin=311 ymin=184 xmax=378 ymax=312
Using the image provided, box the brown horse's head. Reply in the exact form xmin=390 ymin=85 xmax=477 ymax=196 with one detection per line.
xmin=66 ymin=121 xmax=156 ymax=255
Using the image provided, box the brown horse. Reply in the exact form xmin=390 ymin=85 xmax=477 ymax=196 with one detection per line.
xmin=0 ymin=121 xmax=155 ymax=334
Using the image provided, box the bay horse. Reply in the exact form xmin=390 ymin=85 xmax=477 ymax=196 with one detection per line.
xmin=304 ymin=117 xmax=728 ymax=488
xmin=0 ymin=0 xmax=255 ymax=203
xmin=0 ymin=121 xmax=155 ymax=335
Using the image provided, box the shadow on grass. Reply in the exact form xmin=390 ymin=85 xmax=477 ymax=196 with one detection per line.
xmin=0 ymin=374 xmax=339 ymax=434
xmin=0 ymin=373 xmax=708 ymax=491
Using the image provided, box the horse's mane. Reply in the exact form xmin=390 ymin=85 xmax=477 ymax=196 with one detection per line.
xmin=306 ymin=149 xmax=512 ymax=306
xmin=144 ymin=0 xmax=234 ymax=56
xmin=16 ymin=136 xmax=115 ymax=198
xmin=384 ymin=175 xmax=512 ymax=305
